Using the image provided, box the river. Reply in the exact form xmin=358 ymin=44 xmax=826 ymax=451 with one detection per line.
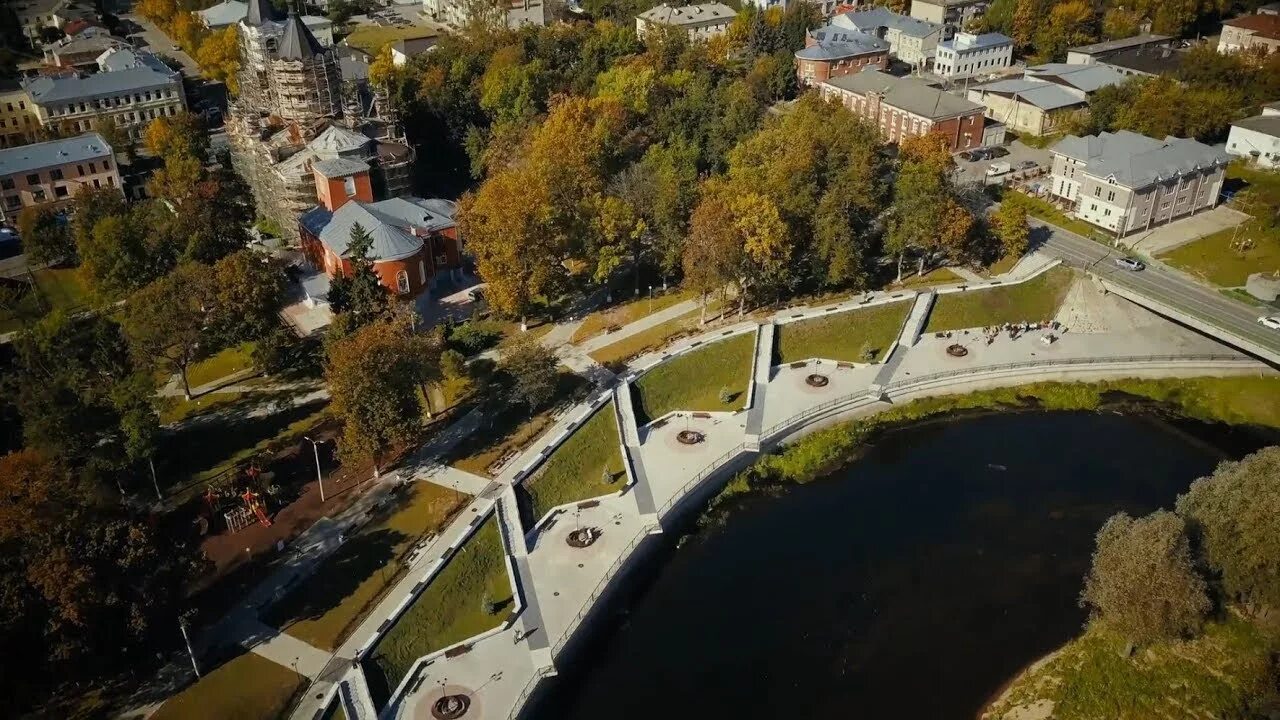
xmin=532 ymin=410 xmax=1270 ymax=719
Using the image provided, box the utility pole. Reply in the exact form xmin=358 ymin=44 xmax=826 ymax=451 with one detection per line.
xmin=304 ymin=436 xmax=325 ymax=502
xmin=178 ymin=617 xmax=200 ymax=679
xmin=149 ymin=458 xmax=162 ymax=502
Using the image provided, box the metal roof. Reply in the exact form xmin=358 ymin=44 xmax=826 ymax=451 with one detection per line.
xmin=277 ymin=12 xmax=325 ymax=60
xmin=313 ymin=157 xmax=368 ymax=178
xmin=312 ymin=197 xmax=455 ymax=262
xmin=637 ymin=2 xmax=735 ymax=26
xmin=24 ymin=65 xmax=178 ymax=105
xmin=832 ymin=7 xmax=942 ymax=39
xmin=0 ymin=132 xmax=112 ymax=177
xmin=1067 ymin=33 xmax=1171 ymax=56
xmin=969 ymin=78 xmax=1085 ymax=110
xmin=1025 ymin=63 xmax=1127 ymax=93
xmin=796 ymin=30 xmax=890 ymax=60
xmin=1232 ymin=113 xmax=1280 ymax=138
xmin=823 ymin=69 xmax=983 ymax=119
xmin=1051 ymin=130 xmax=1230 ymax=188
xmin=244 ymin=0 xmax=281 ymax=27
xmin=940 ymin=31 xmax=1012 ymax=52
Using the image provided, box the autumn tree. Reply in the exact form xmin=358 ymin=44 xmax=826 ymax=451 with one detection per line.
xmin=992 ymin=199 xmax=1031 ymax=261
xmin=144 ymin=112 xmax=209 ymax=163
xmin=194 ymin=25 xmax=240 ymax=94
xmin=121 ymin=264 xmax=214 ymax=398
xmin=16 ymin=204 xmax=73 ymax=266
xmin=1034 ymin=0 xmax=1095 ymax=61
xmin=888 ymin=136 xmax=975 ymax=279
xmin=325 ymin=310 xmax=436 ymax=471
xmin=78 ymin=204 xmax=175 ymax=299
xmin=1176 ymin=447 xmax=1280 ymax=611
xmin=499 ymin=333 xmax=559 ymax=410
xmin=1081 ymin=510 xmax=1210 ymax=644
xmin=1101 ymin=7 xmax=1142 ymax=39
xmin=685 ymin=182 xmax=787 ymax=317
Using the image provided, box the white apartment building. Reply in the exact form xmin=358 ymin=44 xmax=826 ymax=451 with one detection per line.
xmin=933 ymin=30 xmax=1011 ymax=78
xmin=23 ymin=50 xmax=186 ymax=139
xmin=636 ymin=3 xmax=736 ymax=41
xmin=829 ymin=7 xmax=943 ymax=67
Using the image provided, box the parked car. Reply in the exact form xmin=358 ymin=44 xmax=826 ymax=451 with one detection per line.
xmin=987 ymin=146 xmax=1010 ymax=158
xmin=1017 ymin=160 xmax=1038 ymax=170
xmin=959 ymin=150 xmax=977 ymax=161
xmin=1114 ymin=257 xmax=1145 ymax=271
xmin=986 ymin=161 xmax=1012 ymax=177
xmin=1258 ymin=315 xmax=1280 ymax=331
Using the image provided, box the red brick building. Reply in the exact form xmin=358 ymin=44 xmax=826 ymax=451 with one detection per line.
xmin=819 ymin=69 xmax=984 ymax=151
xmin=795 ymin=29 xmax=890 ymax=87
xmin=298 ymin=157 xmax=462 ymax=300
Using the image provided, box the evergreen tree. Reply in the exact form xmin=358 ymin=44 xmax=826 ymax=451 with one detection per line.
xmin=328 ymin=222 xmax=389 ymax=325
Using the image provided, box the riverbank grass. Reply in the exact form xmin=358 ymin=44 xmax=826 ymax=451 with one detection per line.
xmin=632 ymin=331 xmax=754 ymax=425
xmin=774 ymin=301 xmax=911 ymax=365
xmin=924 ymin=267 xmax=1073 ymax=332
xmin=363 ymin=514 xmax=511 ymax=699
xmin=524 ymin=401 xmax=625 ymax=521
xmin=149 ymin=652 xmax=304 ymax=720
xmin=263 ymin=482 xmax=466 ymax=650
xmin=983 ymin=615 xmax=1275 ymax=720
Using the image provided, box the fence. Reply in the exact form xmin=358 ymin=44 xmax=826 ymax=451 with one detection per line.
xmin=656 ymin=442 xmax=748 ymax=517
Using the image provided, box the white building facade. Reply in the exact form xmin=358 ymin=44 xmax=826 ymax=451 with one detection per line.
xmin=933 ymin=31 xmax=1012 ymax=78
xmin=1226 ymin=103 xmax=1280 ymax=169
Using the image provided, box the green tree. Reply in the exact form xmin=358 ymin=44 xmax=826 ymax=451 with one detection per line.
xmin=68 ymin=186 xmax=127 ymax=262
xmin=121 ymin=264 xmax=214 ymax=398
xmin=1081 ymin=510 xmax=1210 ymax=644
xmin=16 ymin=204 xmax=73 ymax=267
xmin=1033 ymin=0 xmax=1095 ymax=61
xmin=993 ymin=199 xmax=1031 ymax=260
xmin=78 ymin=204 xmax=175 ymax=299
xmin=327 ymin=222 xmax=390 ymax=325
xmin=499 ymin=333 xmax=559 ymax=409
xmin=1176 ymin=447 xmax=1280 ymax=611
xmin=208 ymin=249 xmax=290 ymax=367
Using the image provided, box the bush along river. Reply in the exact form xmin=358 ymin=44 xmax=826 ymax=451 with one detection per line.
xmin=531 ymin=408 xmax=1275 ymax=720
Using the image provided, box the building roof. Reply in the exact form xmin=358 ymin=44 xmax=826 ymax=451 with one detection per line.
xmin=833 ymin=7 xmax=942 ymax=39
xmin=199 ymin=0 xmax=248 ymax=27
xmin=391 ymin=34 xmax=436 ymax=56
xmin=637 ymin=2 xmax=735 ymax=26
xmin=911 ymin=0 xmax=986 ymax=7
xmin=24 ymin=65 xmax=178 ymax=105
xmin=824 ymin=68 xmax=983 ymax=119
xmin=1025 ymin=63 xmax=1127 ymax=93
xmin=1051 ymin=130 xmax=1230 ymax=188
xmin=96 ymin=46 xmax=170 ymax=73
xmin=277 ymin=12 xmax=325 ymax=60
xmin=0 ymin=132 xmax=112 ymax=177
xmin=796 ymin=30 xmax=890 ymax=60
xmin=14 ymin=0 xmax=65 ymax=19
xmin=47 ymin=33 xmax=125 ymax=60
xmin=244 ymin=0 xmax=281 ymax=27
xmin=1232 ymin=113 xmax=1280 ymax=138
xmin=313 ymin=157 xmax=369 ymax=178
xmin=940 ymin=31 xmax=1012 ymax=52
xmin=1222 ymin=12 xmax=1280 ymax=40
xmin=1099 ymin=46 xmax=1187 ymax=76
xmin=313 ymin=197 xmax=457 ymax=262
xmin=1067 ymin=33 xmax=1171 ymax=56
xmin=310 ymin=124 xmax=371 ymax=157
xmin=970 ymin=78 xmax=1085 ymax=110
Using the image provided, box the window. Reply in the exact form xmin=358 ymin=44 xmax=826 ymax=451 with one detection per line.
xmin=50 ymin=168 xmax=62 ymax=180
xmin=1094 ymin=186 xmax=1101 ymax=197
xmin=419 ymin=260 xmax=426 ymax=285
xmin=396 ymin=270 xmax=410 ymax=294
xmin=0 ymin=178 xmax=11 ymax=190
xmin=106 ymin=176 xmax=114 ymax=187
xmin=102 ymin=159 xmax=109 ymax=170
xmin=32 ymin=189 xmax=45 ymax=202
xmin=88 ymin=162 xmax=95 ymax=173
xmin=25 ymin=173 xmax=38 ymax=185
xmin=1106 ymin=190 xmax=1115 ymax=202
xmin=54 ymin=185 xmax=68 ymax=198
xmin=92 ymin=178 xmax=100 ymax=188
xmin=343 ymin=175 xmax=356 ymax=197
xmin=77 ymin=165 xmax=84 ymax=176
xmin=4 ymin=195 xmax=19 ymax=208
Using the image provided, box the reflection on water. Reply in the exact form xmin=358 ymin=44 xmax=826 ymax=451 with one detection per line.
xmin=534 ymin=411 xmax=1268 ymax=720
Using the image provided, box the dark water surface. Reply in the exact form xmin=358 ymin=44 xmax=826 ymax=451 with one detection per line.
xmin=533 ymin=411 xmax=1269 ymax=720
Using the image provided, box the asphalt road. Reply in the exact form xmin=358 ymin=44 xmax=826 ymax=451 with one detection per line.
xmin=1032 ymin=219 xmax=1280 ymax=362
xmin=122 ymin=13 xmax=201 ymax=76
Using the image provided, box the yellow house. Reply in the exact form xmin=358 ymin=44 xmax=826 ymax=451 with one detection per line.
xmin=0 ymin=80 xmax=40 ymax=149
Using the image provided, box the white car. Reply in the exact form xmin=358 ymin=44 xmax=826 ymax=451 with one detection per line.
xmin=1258 ymin=315 xmax=1280 ymax=331
xmin=1114 ymin=257 xmax=1145 ymax=271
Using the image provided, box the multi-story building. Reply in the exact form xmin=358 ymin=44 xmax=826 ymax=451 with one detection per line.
xmin=908 ymin=0 xmax=989 ymax=37
xmin=198 ymin=0 xmax=335 ymax=43
xmin=933 ymin=31 xmax=1012 ymax=78
xmin=298 ymin=159 xmax=462 ymax=302
xmin=795 ymin=28 xmax=890 ymax=87
xmin=43 ymin=27 xmax=128 ymax=68
xmin=423 ymin=0 xmax=545 ymax=30
xmin=825 ymin=7 xmax=943 ymax=67
xmin=1065 ymin=34 xmax=1172 ymax=64
xmin=1048 ymin=130 xmax=1229 ymax=236
xmin=820 ymin=69 xmax=984 ymax=150
xmin=966 ymin=64 xmax=1125 ymax=136
xmin=228 ymin=0 xmax=414 ymax=242
xmin=23 ymin=48 xmax=185 ymax=139
xmin=635 ymin=3 xmax=736 ymax=41
xmin=1094 ymin=46 xmax=1188 ymax=78
xmin=1218 ymin=10 xmax=1280 ymax=55
xmin=0 ymin=80 xmax=41 ymax=149
xmin=14 ymin=0 xmax=67 ymax=42
xmin=1226 ymin=101 xmax=1280 ymax=170
xmin=0 ymin=132 xmax=119 ymax=222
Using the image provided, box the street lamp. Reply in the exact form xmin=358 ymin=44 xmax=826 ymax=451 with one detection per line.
xmin=303 ymin=436 xmax=325 ymax=503
xmin=178 ymin=616 xmax=200 ymax=679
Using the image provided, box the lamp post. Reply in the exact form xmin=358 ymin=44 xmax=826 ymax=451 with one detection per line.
xmin=148 ymin=457 xmax=162 ymax=502
xmin=178 ymin=616 xmax=200 ymax=679
xmin=304 ymin=436 xmax=325 ymax=503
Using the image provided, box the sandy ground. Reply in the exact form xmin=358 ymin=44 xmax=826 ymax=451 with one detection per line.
xmin=1054 ymin=277 xmax=1158 ymax=334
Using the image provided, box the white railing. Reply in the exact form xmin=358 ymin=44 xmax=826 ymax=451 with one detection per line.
xmin=656 ymin=443 xmax=749 ymax=517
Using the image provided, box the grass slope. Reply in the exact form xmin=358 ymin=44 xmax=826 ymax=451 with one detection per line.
xmin=149 ymin=652 xmax=304 ymax=720
xmin=571 ymin=289 xmax=690 ymax=344
xmin=524 ymin=401 xmax=624 ymax=520
xmin=364 ymin=514 xmax=511 ymax=699
xmin=774 ymin=301 xmax=910 ymax=365
xmin=264 ymin=482 xmax=465 ymax=650
xmin=924 ymin=267 xmax=1073 ymax=332
xmin=1158 ymin=226 xmax=1280 ymax=287
xmin=186 ymin=343 xmax=257 ymax=390
xmin=448 ymin=372 xmax=587 ymax=477
xmin=632 ymin=331 xmax=754 ymax=425
xmin=983 ymin=616 xmax=1276 ymax=720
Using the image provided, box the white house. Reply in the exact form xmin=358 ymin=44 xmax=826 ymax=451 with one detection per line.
xmin=1226 ymin=101 xmax=1280 ymax=169
xmin=933 ymin=30 xmax=1011 ymax=78
xmin=829 ymin=7 xmax=942 ymax=67
xmin=636 ymin=3 xmax=736 ymax=41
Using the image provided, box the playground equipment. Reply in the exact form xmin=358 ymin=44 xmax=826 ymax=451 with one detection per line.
xmin=241 ymin=488 xmax=273 ymax=528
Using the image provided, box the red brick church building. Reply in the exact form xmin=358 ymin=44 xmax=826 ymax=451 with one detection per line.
xmin=298 ymin=157 xmax=462 ymax=299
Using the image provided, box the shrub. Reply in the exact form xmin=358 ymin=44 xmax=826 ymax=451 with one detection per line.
xmin=447 ymin=321 xmax=502 ymax=355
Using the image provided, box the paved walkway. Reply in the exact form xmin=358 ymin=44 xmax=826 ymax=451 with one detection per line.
xmin=574 ymin=298 xmax=700 ymax=354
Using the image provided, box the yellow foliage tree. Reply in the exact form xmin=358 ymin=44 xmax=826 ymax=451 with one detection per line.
xmin=169 ymin=11 xmax=205 ymax=53
xmin=134 ymin=0 xmax=176 ymax=26
xmin=195 ymin=26 xmax=240 ymax=95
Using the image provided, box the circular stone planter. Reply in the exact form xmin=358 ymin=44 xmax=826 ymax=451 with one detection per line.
xmin=676 ymin=429 xmax=706 ymax=445
xmin=567 ymin=527 xmax=602 ymax=548
xmin=946 ymin=344 xmax=969 ymax=358
xmin=805 ymin=373 xmax=830 ymax=388
xmin=431 ymin=694 xmax=471 ymax=720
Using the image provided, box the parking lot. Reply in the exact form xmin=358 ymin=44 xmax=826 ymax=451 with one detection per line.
xmin=954 ymin=140 xmax=1052 ymax=187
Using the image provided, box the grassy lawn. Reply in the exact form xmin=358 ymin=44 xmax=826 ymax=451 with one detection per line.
xmin=32 ymin=267 xmax=90 ymax=311
xmin=774 ymin=301 xmax=911 ymax=365
xmin=263 ymin=482 xmax=465 ymax=650
xmin=149 ymin=652 xmax=304 ymax=720
xmin=1158 ymin=226 xmax=1280 ymax=287
xmin=571 ymin=289 xmax=691 ymax=344
xmin=587 ymin=306 xmax=711 ymax=369
xmin=363 ymin=514 xmax=511 ymax=702
xmin=159 ymin=391 xmax=248 ymax=425
xmin=524 ymin=400 xmax=624 ymax=521
xmin=924 ymin=266 xmax=1074 ymax=332
xmin=983 ymin=616 xmax=1275 ymax=720
xmin=889 ymin=267 xmax=962 ymax=290
xmin=632 ymin=331 xmax=755 ymax=425
xmin=1006 ymin=190 xmax=1112 ymax=242
xmin=984 ymin=253 xmax=1021 ymax=277
xmin=448 ymin=372 xmax=587 ymax=477
xmin=187 ymin=343 xmax=258 ymax=390
xmin=342 ymin=24 xmax=438 ymax=54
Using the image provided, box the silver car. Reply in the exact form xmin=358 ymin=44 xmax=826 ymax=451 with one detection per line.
xmin=1114 ymin=257 xmax=1145 ymax=271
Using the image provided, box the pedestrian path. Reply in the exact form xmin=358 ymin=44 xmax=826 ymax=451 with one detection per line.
xmin=574 ymin=298 xmax=700 ymax=354
xmin=416 ymin=463 xmax=492 ymax=496
xmin=239 ymin=620 xmax=331 ymax=679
